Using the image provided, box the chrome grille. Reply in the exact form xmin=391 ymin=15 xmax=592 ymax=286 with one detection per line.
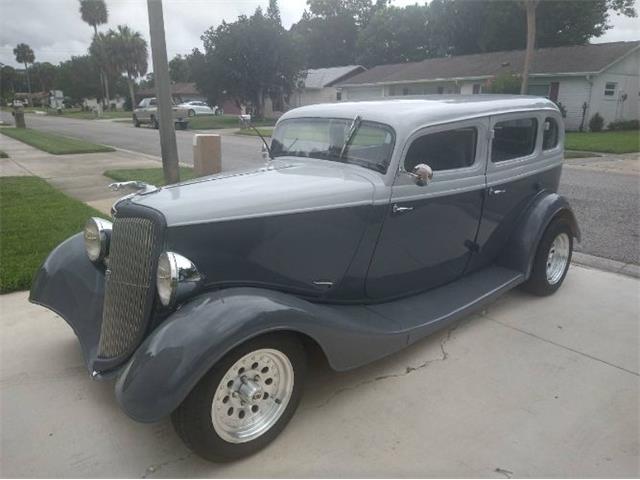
xmin=98 ymin=217 xmax=158 ymax=359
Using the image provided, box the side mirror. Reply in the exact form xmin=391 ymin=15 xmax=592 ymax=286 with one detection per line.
xmin=409 ymin=163 xmax=433 ymax=186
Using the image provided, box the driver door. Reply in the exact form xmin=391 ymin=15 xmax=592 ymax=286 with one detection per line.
xmin=365 ymin=119 xmax=488 ymax=299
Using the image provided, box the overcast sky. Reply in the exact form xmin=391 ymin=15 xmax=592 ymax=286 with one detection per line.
xmin=1 ymin=0 xmax=638 ymax=70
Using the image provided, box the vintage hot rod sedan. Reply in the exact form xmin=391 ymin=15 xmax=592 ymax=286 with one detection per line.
xmin=31 ymin=96 xmax=579 ymax=462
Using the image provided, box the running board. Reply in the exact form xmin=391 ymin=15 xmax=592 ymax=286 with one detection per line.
xmin=365 ymin=265 xmax=525 ymax=345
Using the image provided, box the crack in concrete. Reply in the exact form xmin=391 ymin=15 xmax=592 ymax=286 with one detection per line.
xmin=305 ymin=326 xmax=458 ymax=411
xmin=141 ymin=452 xmax=194 ymax=478
xmin=495 ymin=467 xmax=514 ymax=478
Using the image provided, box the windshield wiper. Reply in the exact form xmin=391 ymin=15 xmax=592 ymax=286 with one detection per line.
xmin=339 ymin=115 xmax=361 ymax=160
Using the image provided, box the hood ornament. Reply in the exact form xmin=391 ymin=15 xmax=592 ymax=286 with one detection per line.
xmin=108 ymin=180 xmax=159 ymax=195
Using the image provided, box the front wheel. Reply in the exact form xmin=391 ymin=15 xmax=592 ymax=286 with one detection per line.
xmin=171 ymin=334 xmax=307 ymax=462
xmin=521 ymin=218 xmax=573 ymax=296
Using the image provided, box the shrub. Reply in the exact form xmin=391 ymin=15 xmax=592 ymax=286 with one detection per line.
xmin=484 ymin=72 xmax=521 ymax=94
xmin=607 ymin=119 xmax=639 ymax=131
xmin=589 ymin=113 xmax=604 ymax=132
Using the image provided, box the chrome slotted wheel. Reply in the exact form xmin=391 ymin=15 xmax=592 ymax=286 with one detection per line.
xmin=546 ymin=232 xmax=570 ymax=285
xmin=211 ymin=349 xmax=294 ymax=444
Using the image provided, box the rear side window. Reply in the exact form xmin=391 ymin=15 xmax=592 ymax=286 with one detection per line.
xmin=491 ymin=118 xmax=538 ymax=162
xmin=543 ymin=117 xmax=559 ymax=150
xmin=405 ymin=128 xmax=477 ymax=172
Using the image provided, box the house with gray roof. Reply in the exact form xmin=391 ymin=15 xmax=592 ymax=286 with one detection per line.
xmin=336 ymin=41 xmax=640 ymax=131
xmin=289 ymin=65 xmax=365 ymax=108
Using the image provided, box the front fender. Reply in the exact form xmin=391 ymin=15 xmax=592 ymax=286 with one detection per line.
xmin=498 ymin=192 xmax=580 ymax=277
xmin=115 ymin=287 xmax=406 ymax=422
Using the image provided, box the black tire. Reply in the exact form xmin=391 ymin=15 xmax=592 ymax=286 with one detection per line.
xmin=521 ymin=217 xmax=573 ymax=296
xmin=133 ymin=115 xmax=140 ymax=128
xmin=151 ymin=116 xmax=159 ymax=129
xmin=171 ymin=334 xmax=307 ymax=462
xmin=188 ymin=109 xmax=196 ymax=117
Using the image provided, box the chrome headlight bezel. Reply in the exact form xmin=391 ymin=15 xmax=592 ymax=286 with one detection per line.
xmin=83 ymin=217 xmax=112 ymax=263
xmin=156 ymin=251 xmax=202 ymax=307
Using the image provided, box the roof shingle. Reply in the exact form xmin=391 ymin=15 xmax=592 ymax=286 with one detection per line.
xmin=338 ymin=41 xmax=640 ymax=86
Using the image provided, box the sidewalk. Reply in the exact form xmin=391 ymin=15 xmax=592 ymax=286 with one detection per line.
xmin=0 ymin=264 xmax=637 ymax=477
xmin=0 ymin=136 xmax=161 ymax=214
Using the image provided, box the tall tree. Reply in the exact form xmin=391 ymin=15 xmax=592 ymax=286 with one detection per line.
xmin=89 ymin=32 xmax=116 ymax=106
xmin=520 ymin=0 xmax=540 ymax=94
xmin=13 ymin=43 xmax=35 ymax=105
xmin=169 ymin=54 xmax=192 ymax=82
xmin=267 ymin=0 xmax=282 ymax=24
xmin=32 ymin=62 xmax=57 ymax=92
xmin=55 ymin=55 xmax=101 ymax=104
xmin=79 ymin=0 xmax=109 ymax=106
xmin=109 ymin=25 xmax=148 ymax=110
xmin=291 ymin=12 xmax=358 ymax=68
xmin=356 ymin=4 xmax=430 ymax=67
xmin=0 ymin=65 xmax=18 ymax=103
xmin=199 ymin=7 xmax=302 ymax=118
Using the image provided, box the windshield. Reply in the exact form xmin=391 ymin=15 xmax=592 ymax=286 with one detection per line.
xmin=270 ymin=117 xmax=395 ymax=173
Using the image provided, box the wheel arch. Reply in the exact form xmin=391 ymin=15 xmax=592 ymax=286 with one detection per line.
xmin=497 ymin=192 xmax=580 ymax=278
xmin=114 ymin=287 xmax=395 ymax=423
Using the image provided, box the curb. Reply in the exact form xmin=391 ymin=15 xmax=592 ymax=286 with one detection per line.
xmin=571 ymin=252 xmax=639 ymax=279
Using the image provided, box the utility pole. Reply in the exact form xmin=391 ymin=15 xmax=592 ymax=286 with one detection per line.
xmin=147 ymin=0 xmax=180 ymax=184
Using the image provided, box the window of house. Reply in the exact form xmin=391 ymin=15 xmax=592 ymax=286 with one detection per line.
xmin=527 ymin=84 xmax=550 ymax=97
xmin=604 ymin=82 xmax=617 ymax=97
xmin=405 ymin=127 xmax=477 ymax=172
xmin=336 ymin=91 xmax=342 ymax=101
xmin=472 ymin=84 xmax=481 ymax=94
xmin=542 ymin=117 xmax=559 ymax=150
xmin=402 ymin=87 xmax=409 ymax=96
xmin=491 ymin=118 xmax=538 ymax=162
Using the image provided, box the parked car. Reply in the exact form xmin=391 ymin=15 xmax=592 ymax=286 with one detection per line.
xmin=179 ymin=100 xmax=216 ymax=116
xmin=31 ymin=96 xmax=579 ymax=462
xmin=133 ymin=97 xmax=189 ymax=129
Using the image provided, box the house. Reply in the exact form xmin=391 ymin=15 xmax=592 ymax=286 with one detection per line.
xmin=336 ymin=41 xmax=640 ymax=131
xmin=289 ymin=65 xmax=366 ymax=108
xmin=83 ymin=95 xmax=127 ymax=111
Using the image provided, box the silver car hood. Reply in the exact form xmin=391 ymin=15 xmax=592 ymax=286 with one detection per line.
xmin=130 ymin=159 xmax=377 ymax=226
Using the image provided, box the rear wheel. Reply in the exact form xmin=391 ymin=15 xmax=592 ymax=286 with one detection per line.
xmin=521 ymin=218 xmax=573 ymax=296
xmin=188 ymin=109 xmax=196 ymax=117
xmin=171 ymin=334 xmax=306 ymax=462
xmin=133 ymin=115 xmax=140 ymax=127
xmin=151 ymin=115 xmax=159 ymax=129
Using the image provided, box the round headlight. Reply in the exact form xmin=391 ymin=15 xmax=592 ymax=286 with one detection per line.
xmin=156 ymin=252 xmax=202 ymax=307
xmin=83 ymin=217 xmax=112 ymax=263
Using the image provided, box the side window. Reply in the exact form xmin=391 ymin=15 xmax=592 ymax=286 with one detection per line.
xmin=543 ymin=117 xmax=559 ymax=150
xmin=405 ymin=127 xmax=477 ymax=172
xmin=491 ymin=118 xmax=538 ymax=162
xmin=149 ymin=99 xmax=157 ymax=106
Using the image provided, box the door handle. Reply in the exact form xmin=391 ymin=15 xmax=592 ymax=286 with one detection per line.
xmin=392 ymin=204 xmax=414 ymax=215
xmin=489 ymin=187 xmax=507 ymax=196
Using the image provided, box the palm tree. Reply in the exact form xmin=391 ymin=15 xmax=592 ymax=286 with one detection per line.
xmin=13 ymin=43 xmax=35 ymax=105
xmin=110 ymin=25 xmax=148 ymax=111
xmin=79 ymin=0 xmax=109 ymax=107
xmin=79 ymin=0 xmax=108 ymax=36
xmin=89 ymin=32 xmax=116 ymax=107
xmin=520 ymin=0 xmax=540 ymax=95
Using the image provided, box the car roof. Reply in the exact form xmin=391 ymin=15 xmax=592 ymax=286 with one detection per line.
xmin=279 ymin=95 xmax=559 ymax=131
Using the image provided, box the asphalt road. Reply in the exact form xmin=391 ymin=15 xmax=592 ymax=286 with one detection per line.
xmin=3 ymin=112 xmax=638 ymax=265
xmin=1 ymin=112 xmax=264 ymax=170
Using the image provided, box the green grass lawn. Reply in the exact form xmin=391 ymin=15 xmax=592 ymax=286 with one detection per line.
xmin=0 ymin=176 xmax=104 ymax=293
xmin=104 ymin=167 xmax=196 ymax=186
xmin=565 ymin=130 xmax=639 ymax=154
xmin=190 ymin=115 xmax=275 ymax=130
xmin=0 ymin=128 xmax=114 ymax=155
xmin=0 ymin=150 xmax=8 ymax=158
xmin=235 ymin=127 xmax=274 ymax=137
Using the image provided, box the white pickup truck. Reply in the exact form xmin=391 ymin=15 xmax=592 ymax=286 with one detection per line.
xmin=133 ymin=97 xmax=190 ymax=129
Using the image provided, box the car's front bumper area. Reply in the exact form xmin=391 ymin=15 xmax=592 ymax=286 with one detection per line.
xmin=29 ymin=233 xmax=113 ymax=378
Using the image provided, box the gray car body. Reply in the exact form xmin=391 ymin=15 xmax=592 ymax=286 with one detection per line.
xmin=30 ymin=96 xmax=580 ymax=423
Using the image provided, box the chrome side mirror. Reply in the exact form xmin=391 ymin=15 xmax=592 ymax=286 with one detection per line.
xmin=409 ymin=163 xmax=433 ymax=186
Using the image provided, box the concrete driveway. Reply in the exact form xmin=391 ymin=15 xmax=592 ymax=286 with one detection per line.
xmin=1 ymin=265 xmax=638 ymax=478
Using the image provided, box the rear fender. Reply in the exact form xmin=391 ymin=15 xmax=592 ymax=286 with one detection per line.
xmin=498 ymin=192 xmax=580 ymax=278
xmin=115 ymin=287 xmax=406 ymax=422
